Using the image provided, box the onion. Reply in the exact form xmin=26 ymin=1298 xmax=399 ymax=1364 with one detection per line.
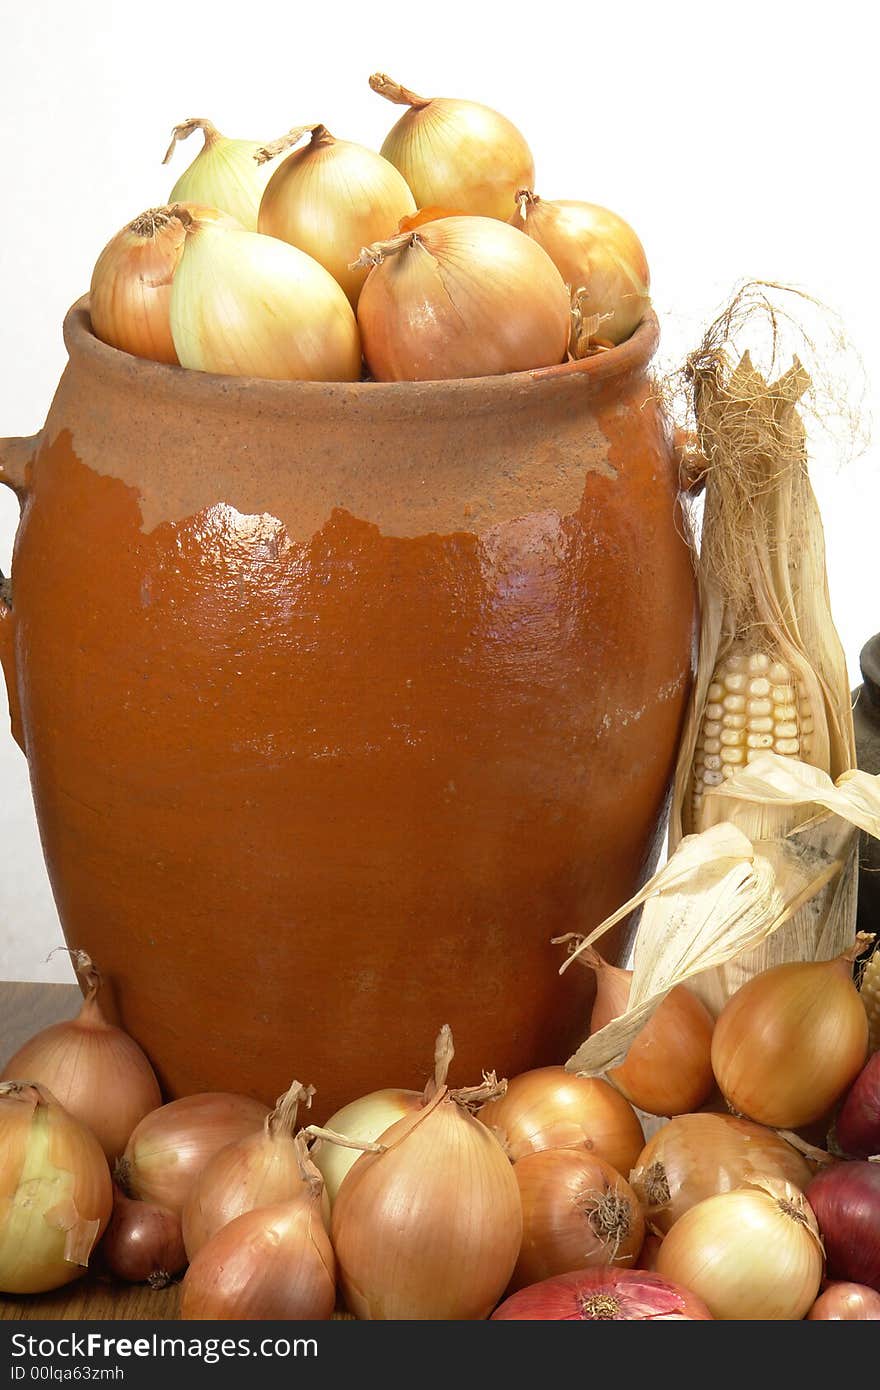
xmin=580 ymin=948 xmax=714 ymax=1116
xmin=638 ymin=1232 xmax=663 ymax=1271
xmin=312 ymin=1088 xmax=422 ymax=1206
xmin=179 ymin=1137 xmax=335 ymax=1320
xmin=117 ymin=1092 xmax=269 ymax=1215
xmin=836 ymin=1051 xmax=880 ymax=1158
xmin=629 ymin=1112 xmax=813 ymax=1235
xmin=163 ymin=118 xmax=275 ymax=230
xmin=354 ymin=216 xmax=570 ymax=382
xmin=182 ymin=1080 xmax=322 ymax=1258
xmin=369 ymin=73 xmax=534 ymax=222
xmin=170 ymin=211 xmax=362 ymax=381
xmin=478 ymin=1066 xmax=644 ymax=1177
xmin=1 ymin=951 xmax=161 ymax=1159
xmin=511 ymin=192 xmax=650 ymax=347
xmin=808 ymin=1282 xmax=880 ymax=1319
xmin=807 ymin=1161 xmax=880 ymax=1291
xmin=0 ymin=1082 xmax=112 ymax=1294
xmin=100 ymin=1185 xmax=185 ymax=1286
xmin=511 ymin=1148 xmax=644 ymax=1292
xmin=330 ymin=1026 xmax=522 ymax=1319
xmin=711 ymin=942 xmax=869 ymax=1128
xmin=492 ymin=1267 xmax=712 ymax=1320
xmin=89 ymin=204 xmax=236 ymax=365
xmin=656 ymin=1179 xmax=824 ymax=1319
xmin=257 ymin=124 xmax=415 ymax=306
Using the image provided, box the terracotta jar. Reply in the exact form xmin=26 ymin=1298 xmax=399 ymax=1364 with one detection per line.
xmin=0 ymin=300 xmax=696 ymax=1116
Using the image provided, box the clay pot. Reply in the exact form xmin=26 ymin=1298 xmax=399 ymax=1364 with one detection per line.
xmin=0 ymin=300 xmax=696 ymax=1115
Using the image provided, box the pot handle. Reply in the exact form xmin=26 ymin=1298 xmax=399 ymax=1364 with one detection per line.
xmin=674 ymin=428 xmax=707 ymax=495
xmin=1 ymin=433 xmax=38 ymax=609
xmin=1 ymin=434 xmax=37 ymax=751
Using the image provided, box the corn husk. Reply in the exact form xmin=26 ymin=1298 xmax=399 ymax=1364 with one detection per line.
xmin=667 ymin=286 xmax=858 ymax=1001
xmin=565 ymin=756 xmax=880 ymax=1075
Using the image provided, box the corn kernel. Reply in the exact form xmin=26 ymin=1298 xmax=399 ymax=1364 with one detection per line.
xmin=723 ymin=694 xmax=747 ymax=713
xmin=721 ymin=746 xmax=746 ymax=765
xmin=774 ymin=737 xmax=800 ymax=755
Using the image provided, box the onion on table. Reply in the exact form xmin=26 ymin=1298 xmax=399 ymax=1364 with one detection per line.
xmin=493 ymin=1267 xmax=713 ymax=1320
xmin=328 ymin=1025 xmax=522 ymax=1320
xmin=0 ymin=1082 xmax=113 ymax=1294
xmin=0 ymin=950 xmax=161 ymax=1160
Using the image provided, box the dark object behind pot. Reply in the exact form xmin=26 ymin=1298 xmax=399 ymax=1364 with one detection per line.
xmin=854 ymin=634 xmax=880 ymax=940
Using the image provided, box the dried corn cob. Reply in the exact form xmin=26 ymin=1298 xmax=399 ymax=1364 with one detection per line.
xmin=691 ymin=649 xmax=815 ymax=825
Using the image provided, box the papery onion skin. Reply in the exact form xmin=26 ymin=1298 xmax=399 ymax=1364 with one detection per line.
xmin=170 ymin=219 xmax=362 ymax=382
xmin=585 ymin=950 xmax=714 ymax=1116
xmin=492 ymin=1267 xmax=713 ymax=1320
xmin=629 ymin=1112 xmax=813 ymax=1235
xmin=370 ymin=73 xmax=534 ymax=222
xmin=511 ymin=195 xmax=650 ymax=346
xmin=711 ymin=953 xmax=868 ymax=1128
xmin=332 ymin=1095 xmax=522 ymax=1319
xmin=807 ymin=1282 xmax=880 ymax=1319
xmin=89 ymin=205 xmax=235 ymax=365
xmin=258 ymin=126 xmax=416 ymax=307
xmin=101 ymin=1186 xmax=185 ymax=1285
xmin=479 ymin=1066 xmax=644 ymax=1177
xmin=118 ymin=1092 xmax=269 ymax=1215
xmin=655 ymin=1183 xmax=824 ymax=1319
xmin=165 ymin=119 xmax=275 ymax=230
xmin=511 ymin=1148 xmax=645 ymax=1292
xmin=807 ymin=1162 xmax=880 ymax=1291
xmin=638 ymin=1232 xmax=663 ymax=1271
xmin=1 ymin=960 xmax=161 ymax=1160
xmin=312 ymin=1088 xmax=422 ymax=1205
xmin=0 ymin=1082 xmax=112 ymax=1294
xmin=356 ymin=217 xmax=571 ymax=382
xmin=179 ymin=1198 xmax=335 ymax=1320
xmin=835 ymin=1051 xmax=880 ymax=1158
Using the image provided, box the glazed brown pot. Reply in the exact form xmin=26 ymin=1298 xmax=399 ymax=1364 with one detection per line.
xmin=0 ymin=300 xmax=696 ymax=1116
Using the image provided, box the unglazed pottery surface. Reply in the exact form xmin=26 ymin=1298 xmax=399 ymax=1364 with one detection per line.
xmin=0 ymin=301 xmax=696 ymax=1115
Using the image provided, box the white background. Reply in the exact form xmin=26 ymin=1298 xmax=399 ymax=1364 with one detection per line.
xmin=0 ymin=1 xmax=873 ymax=982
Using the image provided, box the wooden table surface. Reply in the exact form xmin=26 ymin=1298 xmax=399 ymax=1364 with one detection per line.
xmin=0 ymin=981 xmax=179 ymax=1320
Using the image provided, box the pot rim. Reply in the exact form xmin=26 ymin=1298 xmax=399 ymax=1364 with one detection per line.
xmin=64 ymin=295 xmax=660 ymax=408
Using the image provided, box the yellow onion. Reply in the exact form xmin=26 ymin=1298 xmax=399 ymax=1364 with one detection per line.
xmin=370 ymin=73 xmax=534 ymax=222
xmin=629 ymin=1112 xmax=813 ymax=1236
xmin=656 ymin=1179 xmax=824 ymax=1319
xmin=257 ymin=124 xmax=415 ymax=306
xmin=1 ymin=952 xmax=161 ymax=1160
xmin=330 ymin=1026 xmax=522 ymax=1319
xmin=808 ymin=1282 xmax=880 ymax=1320
xmin=511 ymin=191 xmax=650 ymax=347
xmin=179 ymin=1136 xmax=335 ymax=1320
xmin=89 ymin=204 xmax=235 ymax=364
xmin=478 ymin=1066 xmax=644 ymax=1176
xmin=711 ymin=941 xmax=869 ymax=1128
xmin=170 ymin=212 xmax=361 ymax=381
xmin=183 ymin=1080 xmax=326 ymax=1258
xmin=355 ymin=216 xmax=570 ymax=381
xmin=163 ymin=118 xmax=275 ymax=229
xmin=312 ymin=1088 xmax=422 ymax=1205
xmin=511 ymin=1148 xmax=644 ymax=1292
xmin=117 ymin=1092 xmax=269 ymax=1214
xmin=581 ymin=947 xmax=714 ymax=1116
xmin=0 ymin=1082 xmax=112 ymax=1294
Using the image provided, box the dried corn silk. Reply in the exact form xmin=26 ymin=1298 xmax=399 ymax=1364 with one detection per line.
xmin=666 ymin=286 xmax=858 ymax=1002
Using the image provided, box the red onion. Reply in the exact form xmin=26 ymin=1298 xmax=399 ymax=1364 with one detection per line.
xmin=836 ymin=1053 xmax=880 ymax=1158
xmin=808 ymin=1282 xmax=880 ymax=1319
xmin=807 ymin=1162 xmax=880 ymax=1291
xmin=491 ymin=1268 xmax=713 ymax=1320
xmin=101 ymin=1186 xmax=186 ymax=1286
